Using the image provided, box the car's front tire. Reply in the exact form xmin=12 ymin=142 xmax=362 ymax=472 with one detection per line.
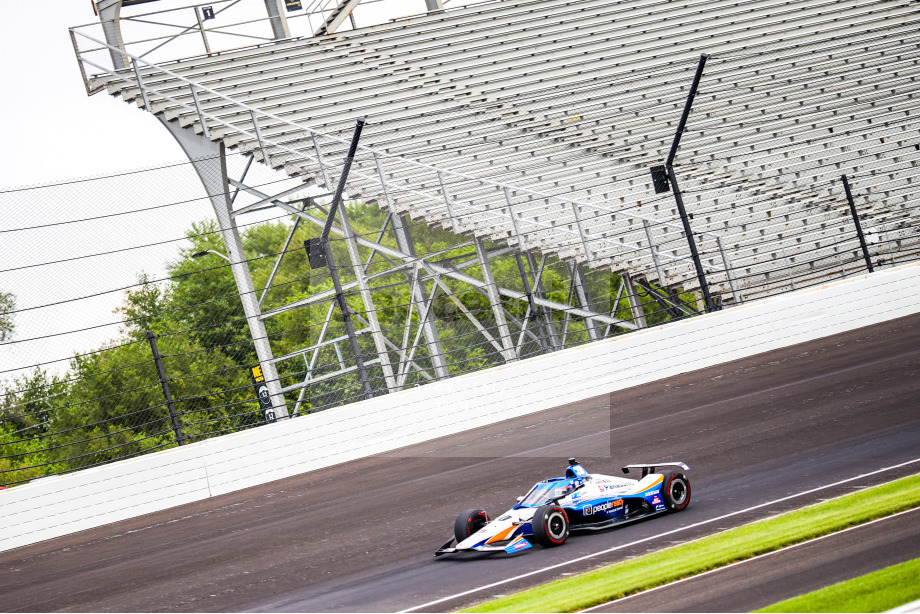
xmin=661 ymin=471 xmax=691 ymax=511
xmin=532 ymin=504 xmax=569 ymax=547
xmin=454 ymin=509 xmax=490 ymax=543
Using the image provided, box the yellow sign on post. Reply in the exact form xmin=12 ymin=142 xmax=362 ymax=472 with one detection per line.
xmin=249 ymin=365 xmax=276 ymax=422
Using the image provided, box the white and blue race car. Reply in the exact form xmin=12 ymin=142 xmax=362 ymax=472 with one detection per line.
xmin=435 ymin=458 xmax=690 ymax=556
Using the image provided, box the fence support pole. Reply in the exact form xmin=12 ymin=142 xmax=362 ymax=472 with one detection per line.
xmin=665 ymin=53 xmax=715 ymax=313
xmin=841 ymin=174 xmax=874 ymax=273
xmin=146 ymin=331 xmax=185 ymax=446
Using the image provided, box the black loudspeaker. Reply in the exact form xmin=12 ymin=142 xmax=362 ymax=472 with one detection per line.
xmin=650 ymin=165 xmax=670 ymax=194
xmin=305 ymin=238 xmax=328 ymax=269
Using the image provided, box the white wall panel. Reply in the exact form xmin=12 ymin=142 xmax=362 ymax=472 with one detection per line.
xmin=2 ymin=262 xmax=918 ymax=552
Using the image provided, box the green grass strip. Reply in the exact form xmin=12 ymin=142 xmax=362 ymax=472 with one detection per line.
xmin=463 ymin=473 xmax=920 ymax=613
xmin=757 ymin=557 xmax=920 ymax=613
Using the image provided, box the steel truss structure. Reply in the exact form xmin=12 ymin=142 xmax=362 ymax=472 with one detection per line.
xmin=74 ymin=0 xmax=920 ymax=418
xmin=165 ymin=117 xmax=651 ymax=416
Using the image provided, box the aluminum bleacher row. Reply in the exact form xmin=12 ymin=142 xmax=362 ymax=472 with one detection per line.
xmin=84 ymin=0 xmax=920 ymax=301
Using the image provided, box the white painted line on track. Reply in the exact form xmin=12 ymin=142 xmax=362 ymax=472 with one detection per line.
xmin=888 ymin=597 xmax=920 ymax=613
xmin=579 ymin=505 xmax=920 ymax=612
xmin=398 ymin=457 xmax=920 ymax=613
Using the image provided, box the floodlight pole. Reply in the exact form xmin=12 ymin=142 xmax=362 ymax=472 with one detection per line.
xmin=666 ymin=53 xmax=715 ymax=313
xmin=319 ymin=119 xmax=374 ymax=400
xmin=840 ymin=174 xmax=874 ymax=273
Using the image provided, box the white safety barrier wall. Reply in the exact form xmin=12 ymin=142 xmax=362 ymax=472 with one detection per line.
xmin=3 ymin=262 xmax=920 ymax=552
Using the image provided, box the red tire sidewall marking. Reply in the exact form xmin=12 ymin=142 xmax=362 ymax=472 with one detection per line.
xmin=667 ymin=474 xmax=690 ymax=510
xmin=546 ymin=507 xmax=568 ymax=543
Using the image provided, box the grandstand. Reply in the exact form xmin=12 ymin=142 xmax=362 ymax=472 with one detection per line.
xmin=67 ymin=0 xmax=920 ymax=410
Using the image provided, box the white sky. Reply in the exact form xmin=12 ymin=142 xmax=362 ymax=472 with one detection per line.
xmin=0 ymin=0 xmax=481 ymax=385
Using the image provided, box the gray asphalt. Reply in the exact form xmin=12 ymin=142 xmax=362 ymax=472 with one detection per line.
xmin=591 ymin=506 xmax=920 ymax=613
xmin=1 ymin=313 xmax=919 ymax=613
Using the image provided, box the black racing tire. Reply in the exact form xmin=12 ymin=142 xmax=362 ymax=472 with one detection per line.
xmin=660 ymin=471 xmax=691 ymax=511
xmin=454 ymin=508 xmax=490 ymax=543
xmin=531 ymin=504 xmax=570 ymax=547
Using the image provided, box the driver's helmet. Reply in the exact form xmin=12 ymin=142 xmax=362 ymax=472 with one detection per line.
xmin=555 ymin=479 xmax=582 ymax=499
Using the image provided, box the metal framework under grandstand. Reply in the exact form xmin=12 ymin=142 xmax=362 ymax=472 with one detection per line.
xmin=161 ymin=115 xmax=655 ymax=418
xmin=70 ymin=0 xmax=920 ymax=417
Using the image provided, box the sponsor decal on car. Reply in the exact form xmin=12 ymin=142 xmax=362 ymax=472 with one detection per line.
xmin=504 ymin=537 xmax=532 ymax=554
xmin=651 ymin=495 xmax=662 ymax=505
xmin=582 ymin=499 xmax=623 ymax=515
xmin=655 ymin=504 xmax=666 ymax=511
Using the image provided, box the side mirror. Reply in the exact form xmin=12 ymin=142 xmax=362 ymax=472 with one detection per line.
xmin=516 ymin=496 xmax=524 ymax=502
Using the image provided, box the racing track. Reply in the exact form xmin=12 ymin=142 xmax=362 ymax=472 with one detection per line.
xmin=1 ymin=313 xmax=920 ymax=613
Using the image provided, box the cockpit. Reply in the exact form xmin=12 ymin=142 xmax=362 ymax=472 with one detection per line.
xmin=516 ymin=478 xmax=580 ymax=507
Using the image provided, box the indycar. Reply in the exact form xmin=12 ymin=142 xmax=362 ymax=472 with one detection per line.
xmin=435 ymin=458 xmax=690 ymax=556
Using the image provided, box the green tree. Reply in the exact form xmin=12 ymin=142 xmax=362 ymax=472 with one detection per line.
xmin=0 ymin=290 xmax=14 ymax=342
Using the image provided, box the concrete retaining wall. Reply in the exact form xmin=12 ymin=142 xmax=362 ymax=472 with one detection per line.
xmin=3 ymin=262 xmax=919 ymax=553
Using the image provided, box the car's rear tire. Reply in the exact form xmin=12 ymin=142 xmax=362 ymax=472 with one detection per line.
xmin=661 ymin=471 xmax=691 ymax=511
xmin=454 ymin=509 xmax=490 ymax=543
xmin=532 ymin=504 xmax=569 ymax=547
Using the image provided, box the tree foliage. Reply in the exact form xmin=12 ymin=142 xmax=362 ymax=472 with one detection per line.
xmin=1 ymin=204 xmax=691 ymax=487
xmin=0 ymin=291 xmax=14 ymax=342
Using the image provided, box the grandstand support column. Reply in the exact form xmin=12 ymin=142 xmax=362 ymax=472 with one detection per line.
xmin=425 ymin=0 xmax=445 ymax=10
xmin=159 ymin=120 xmax=289 ymax=419
xmin=391 ymin=214 xmax=450 ymax=380
xmin=571 ymin=263 xmax=601 ymax=341
xmin=263 ymin=0 xmax=291 ymax=40
xmin=527 ymin=254 xmax=561 ymax=350
xmin=337 ymin=206 xmax=398 ymax=392
xmin=666 ymin=53 xmax=715 ymax=313
xmin=322 ymin=235 xmax=374 ymax=400
xmin=475 ymin=241 xmax=516 ymax=362
xmin=622 ymin=274 xmax=647 ymax=329
xmin=95 ymin=0 xmax=128 ymax=70
xmin=515 ymin=254 xmax=551 ymax=353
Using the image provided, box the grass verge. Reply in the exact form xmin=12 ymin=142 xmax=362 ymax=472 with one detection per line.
xmin=756 ymin=557 xmax=920 ymax=613
xmin=462 ymin=473 xmax=920 ymax=613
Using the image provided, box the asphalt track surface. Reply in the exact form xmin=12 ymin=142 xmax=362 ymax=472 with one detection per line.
xmin=1 ymin=314 xmax=920 ymax=613
xmin=588 ymin=506 xmax=920 ymax=612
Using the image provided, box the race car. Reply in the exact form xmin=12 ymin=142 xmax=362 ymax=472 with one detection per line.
xmin=435 ymin=458 xmax=690 ymax=556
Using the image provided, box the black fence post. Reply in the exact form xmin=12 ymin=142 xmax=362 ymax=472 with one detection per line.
xmin=146 ymin=331 xmax=185 ymax=446
xmin=662 ymin=53 xmax=716 ymax=313
xmin=840 ymin=174 xmax=874 ymax=273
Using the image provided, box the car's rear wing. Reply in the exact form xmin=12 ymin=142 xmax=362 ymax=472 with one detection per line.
xmin=621 ymin=462 xmax=690 ymax=477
